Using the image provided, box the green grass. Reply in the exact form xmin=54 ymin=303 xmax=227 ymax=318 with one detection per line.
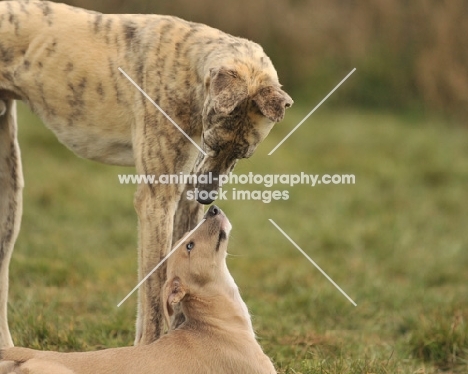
xmin=8 ymin=102 xmax=468 ymax=373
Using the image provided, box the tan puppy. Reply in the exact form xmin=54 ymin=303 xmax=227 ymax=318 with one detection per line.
xmin=0 ymin=205 xmax=276 ymax=374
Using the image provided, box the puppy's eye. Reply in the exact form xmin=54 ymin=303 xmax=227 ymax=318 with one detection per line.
xmin=186 ymin=241 xmax=194 ymax=251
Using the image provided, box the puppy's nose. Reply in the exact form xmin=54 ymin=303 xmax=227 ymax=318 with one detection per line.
xmin=206 ymin=205 xmax=220 ymax=217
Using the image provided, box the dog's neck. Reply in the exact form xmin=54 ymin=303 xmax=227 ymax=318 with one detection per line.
xmin=181 ymin=277 xmax=255 ymax=339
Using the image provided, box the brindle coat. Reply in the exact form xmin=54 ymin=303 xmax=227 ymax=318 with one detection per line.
xmin=0 ymin=0 xmax=292 ymax=346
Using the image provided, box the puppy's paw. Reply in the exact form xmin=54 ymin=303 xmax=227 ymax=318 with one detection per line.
xmin=22 ymin=359 xmax=76 ymax=374
xmin=0 ymin=360 xmax=17 ymax=374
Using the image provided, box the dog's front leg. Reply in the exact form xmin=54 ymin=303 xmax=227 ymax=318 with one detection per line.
xmin=131 ymin=105 xmax=199 ymax=344
xmin=172 ymin=184 xmax=204 ymax=246
xmin=133 ymin=179 xmax=179 ymax=345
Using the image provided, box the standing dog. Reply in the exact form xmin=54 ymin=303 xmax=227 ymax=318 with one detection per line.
xmin=0 ymin=205 xmax=277 ymax=374
xmin=0 ymin=0 xmax=292 ymax=346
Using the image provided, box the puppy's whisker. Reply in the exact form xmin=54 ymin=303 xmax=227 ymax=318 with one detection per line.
xmin=117 ymin=219 xmax=206 ymax=307
xmin=226 ymin=253 xmax=244 ymax=258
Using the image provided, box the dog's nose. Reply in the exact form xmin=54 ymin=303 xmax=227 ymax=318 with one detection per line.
xmin=206 ymin=205 xmax=220 ymax=217
xmin=197 ymin=193 xmax=216 ymax=205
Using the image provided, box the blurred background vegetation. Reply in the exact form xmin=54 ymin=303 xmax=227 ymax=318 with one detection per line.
xmin=62 ymin=0 xmax=468 ymax=121
xmin=7 ymin=1 xmax=468 ymax=373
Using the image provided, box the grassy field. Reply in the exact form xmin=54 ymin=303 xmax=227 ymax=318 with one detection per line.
xmin=8 ymin=102 xmax=468 ymax=373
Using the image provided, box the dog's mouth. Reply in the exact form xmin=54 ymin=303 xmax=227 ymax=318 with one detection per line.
xmin=195 ymin=149 xmax=238 ymax=205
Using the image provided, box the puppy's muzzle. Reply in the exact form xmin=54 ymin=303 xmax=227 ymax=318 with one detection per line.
xmin=204 ymin=205 xmax=232 ymax=234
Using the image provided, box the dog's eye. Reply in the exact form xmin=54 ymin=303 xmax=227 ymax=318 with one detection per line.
xmin=186 ymin=241 xmax=194 ymax=251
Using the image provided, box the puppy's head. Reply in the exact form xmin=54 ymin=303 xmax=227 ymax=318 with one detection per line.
xmin=163 ymin=205 xmax=232 ymax=325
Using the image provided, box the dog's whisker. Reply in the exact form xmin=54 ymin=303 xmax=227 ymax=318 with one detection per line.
xmin=117 ymin=219 xmax=207 ymax=307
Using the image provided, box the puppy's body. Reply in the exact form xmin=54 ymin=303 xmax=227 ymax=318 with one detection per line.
xmin=0 ymin=1 xmax=292 ymax=346
xmin=2 ymin=329 xmax=270 ymax=374
xmin=1 ymin=207 xmax=276 ymax=374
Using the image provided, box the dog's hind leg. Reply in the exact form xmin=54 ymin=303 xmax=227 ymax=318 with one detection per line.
xmin=0 ymin=100 xmax=24 ymax=348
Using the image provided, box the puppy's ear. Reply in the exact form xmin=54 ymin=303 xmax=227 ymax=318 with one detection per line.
xmin=209 ymin=68 xmax=248 ymax=114
xmin=162 ymin=277 xmax=187 ymax=327
xmin=252 ymin=86 xmax=293 ymax=122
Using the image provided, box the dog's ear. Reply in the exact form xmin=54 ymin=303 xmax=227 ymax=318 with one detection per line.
xmin=252 ymin=86 xmax=293 ymax=122
xmin=210 ymin=68 xmax=248 ymax=114
xmin=162 ymin=277 xmax=187 ymax=327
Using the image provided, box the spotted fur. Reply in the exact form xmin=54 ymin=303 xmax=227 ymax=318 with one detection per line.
xmin=0 ymin=0 xmax=292 ymax=347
